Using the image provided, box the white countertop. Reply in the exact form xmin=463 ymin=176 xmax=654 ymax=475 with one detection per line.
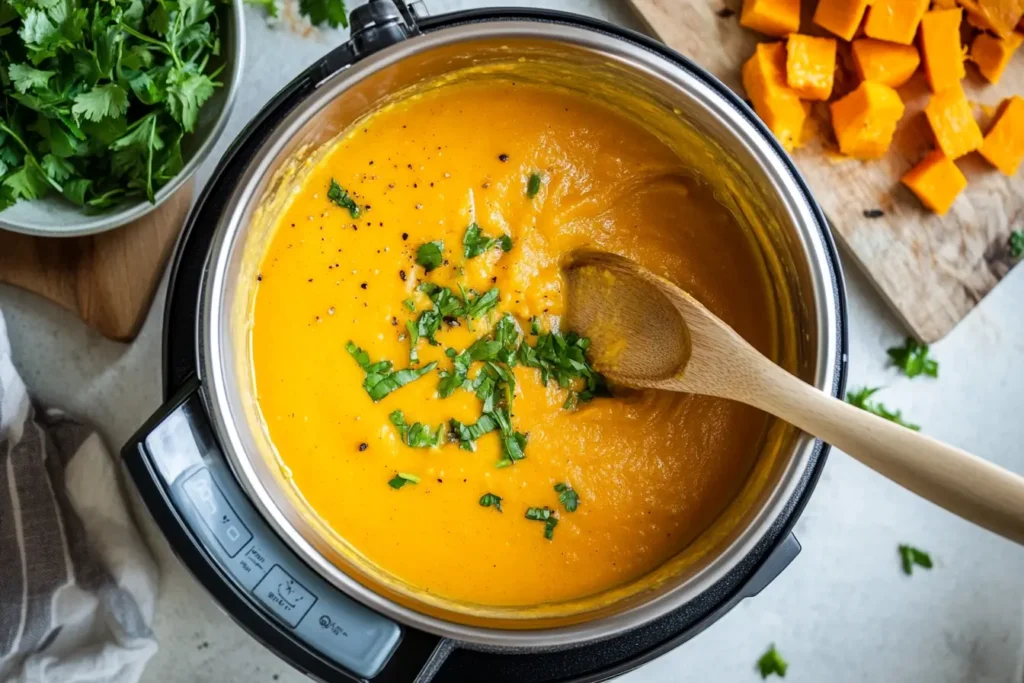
xmin=2 ymin=1 xmax=1023 ymax=681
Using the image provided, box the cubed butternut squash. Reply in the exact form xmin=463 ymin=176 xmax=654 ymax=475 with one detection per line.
xmin=901 ymin=150 xmax=967 ymax=215
xmin=851 ymin=39 xmax=921 ymax=88
xmin=971 ymin=31 xmax=1024 ymax=84
xmin=786 ymin=34 xmax=838 ymax=100
xmin=740 ymin=0 xmax=802 ymax=37
xmin=863 ymin=0 xmax=930 ymax=45
xmin=743 ymin=42 xmax=810 ymax=151
xmin=919 ymin=9 xmax=966 ymax=92
xmin=979 ymin=96 xmax=1024 ymax=176
xmin=830 ymin=81 xmax=905 ymax=159
xmin=959 ymin=0 xmax=1024 ymax=38
xmin=924 ymin=84 xmax=983 ymax=159
xmin=813 ymin=0 xmax=870 ymax=41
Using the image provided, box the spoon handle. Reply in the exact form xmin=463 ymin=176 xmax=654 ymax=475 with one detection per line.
xmin=746 ymin=365 xmax=1024 ymax=544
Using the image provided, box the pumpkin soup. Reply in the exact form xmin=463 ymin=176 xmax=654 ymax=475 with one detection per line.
xmin=252 ymin=79 xmax=775 ymax=607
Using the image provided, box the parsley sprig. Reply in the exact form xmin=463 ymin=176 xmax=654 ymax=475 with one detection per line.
xmin=898 ymin=544 xmax=932 ymax=575
xmin=756 ymin=644 xmax=787 ymax=679
xmin=887 ymin=338 xmax=938 ymax=379
xmin=0 ymin=0 xmax=224 ymax=210
xmin=846 ymin=386 xmax=919 ymax=431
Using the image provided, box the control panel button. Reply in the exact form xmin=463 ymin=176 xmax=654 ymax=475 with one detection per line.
xmin=183 ymin=469 xmax=252 ymax=557
xmin=252 ymin=565 xmax=317 ymax=628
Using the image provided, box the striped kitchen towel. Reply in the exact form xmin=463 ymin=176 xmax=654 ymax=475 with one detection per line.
xmin=0 ymin=310 xmax=159 ymax=683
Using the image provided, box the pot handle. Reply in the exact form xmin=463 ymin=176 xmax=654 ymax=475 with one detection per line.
xmin=122 ymin=378 xmax=454 ymax=682
xmin=740 ymin=533 xmax=801 ymax=599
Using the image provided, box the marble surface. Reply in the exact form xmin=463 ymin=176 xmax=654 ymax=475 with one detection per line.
xmin=2 ymin=1 xmax=1023 ymax=681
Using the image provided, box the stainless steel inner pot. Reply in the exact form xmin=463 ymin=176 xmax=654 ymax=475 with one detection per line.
xmin=196 ymin=21 xmax=840 ymax=648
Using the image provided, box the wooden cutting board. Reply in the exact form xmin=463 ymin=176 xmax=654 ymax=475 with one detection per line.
xmin=630 ymin=0 xmax=1024 ymax=343
xmin=0 ymin=184 xmax=193 ymax=342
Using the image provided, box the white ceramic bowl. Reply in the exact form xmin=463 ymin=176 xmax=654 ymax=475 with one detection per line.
xmin=0 ymin=0 xmax=245 ymax=238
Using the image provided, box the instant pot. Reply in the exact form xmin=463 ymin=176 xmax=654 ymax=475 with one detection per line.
xmin=123 ymin=2 xmax=849 ymax=681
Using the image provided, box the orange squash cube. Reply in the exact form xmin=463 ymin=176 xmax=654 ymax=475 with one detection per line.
xmin=979 ymin=96 xmax=1024 ymax=176
xmin=901 ymin=150 xmax=967 ymax=215
xmin=786 ymin=35 xmax=837 ymax=100
xmin=863 ymin=0 xmax=930 ymax=45
xmin=919 ymin=9 xmax=966 ymax=92
xmin=813 ymin=0 xmax=870 ymax=40
xmin=740 ymin=0 xmax=802 ymax=37
xmin=830 ymin=81 xmax=905 ymax=159
xmin=743 ymin=42 xmax=810 ymax=151
xmin=959 ymin=0 xmax=1024 ymax=38
xmin=971 ymin=31 xmax=1023 ymax=84
xmin=924 ymin=84 xmax=983 ymax=159
xmin=851 ymin=39 xmax=921 ymax=88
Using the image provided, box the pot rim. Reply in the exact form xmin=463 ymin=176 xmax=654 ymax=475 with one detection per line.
xmin=198 ymin=18 xmax=841 ymax=649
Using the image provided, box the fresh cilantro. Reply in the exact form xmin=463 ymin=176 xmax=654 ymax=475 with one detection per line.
xmin=438 ymin=348 xmax=471 ymax=398
xmin=412 ymin=283 xmax=501 ymax=345
xmin=345 ymin=341 xmax=436 ymax=402
xmin=479 ymin=492 xmax=503 ymax=512
xmin=462 ymin=287 xmax=500 ymax=319
xmin=449 ymin=413 xmax=499 ymax=451
xmin=416 ymin=241 xmax=444 ymax=272
xmin=298 ymin=0 xmax=349 ymax=28
xmin=525 ymin=506 xmax=558 ymax=539
xmin=1010 ymin=230 xmax=1024 ymax=259
xmin=463 ymin=222 xmax=513 ymax=259
xmin=519 ymin=331 xmax=608 ymax=405
xmin=846 ymin=387 xmax=919 ymax=431
xmin=0 ymin=0 xmax=223 ymax=212
xmin=526 ymin=171 xmax=542 ymax=199
xmin=898 ymin=544 xmax=933 ymax=575
xmin=887 ymin=337 xmax=938 ymax=379
xmin=756 ymin=644 xmax=787 ymax=679
xmin=405 ymin=320 xmax=420 ymax=364
xmin=388 ymin=472 xmax=419 ymax=490
xmin=242 ymin=0 xmax=279 ymax=20
xmin=530 ymin=316 xmax=540 ymax=335
xmin=403 ymin=298 xmax=417 ymax=312
xmin=554 ymin=483 xmax=579 ymax=512
xmin=327 ymin=178 xmax=361 ymax=218
xmin=389 ymin=410 xmax=443 ymax=448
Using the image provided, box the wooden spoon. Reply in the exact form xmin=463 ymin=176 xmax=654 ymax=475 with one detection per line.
xmin=563 ymin=249 xmax=1024 ymax=544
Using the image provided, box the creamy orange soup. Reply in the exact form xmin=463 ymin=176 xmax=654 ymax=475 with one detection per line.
xmin=252 ymin=79 xmax=774 ymax=607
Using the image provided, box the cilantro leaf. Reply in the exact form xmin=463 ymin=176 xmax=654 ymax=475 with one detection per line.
xmin=345 ymin=341 xmax=437 ymax=401
xmin=526 ymin=171 xmax=542 ymax=198
xmin=71 ymin=83 xmax=129 ymax=122
xmin=1009 ymin=230 xmax=1024 ymax=260
xmin=166 ymin=68 xmax=216 ymax=133
xmin=327 ymin=178 xmax=361 ymax=218
xmin=479 ymin=493 xmax=503 ymax=512
xmin=449 ymin=413 xmax=499 ymax=451
xmin=243 ymin=0 xmax=280 ymax=19
xmin=416 ymin=240 xmax=444 ymax=272
xmin=389 ymin=410 xmax=443 ymax=449
xmin=554 ymin=483 xmax=579 ymax=512
xmin=519 ymin=330 xmax=608 ymax=405
xmin=298 ymin=0 xmax=349 ymax=28
xmin=438 ymin=348 xmax=472 ymax=398
xmin=756 ymin=644 xmax=787 ymax=679
xmin=525 ymin=506 xmax=558 ymax=539
xmin=463 ymin=222 xmax=513 ymax=259
xmin=846 ymin=387 xmax=919 ymax=431
xmin=8 ymin=63 xmax=55 ymax=93
xmin=898 ymin=544 xmax=932 ymax=575
xmin=388 ymin=472 xmax=419 ymax=490
xmin=887 ymin=338 xmax=938 ymax=379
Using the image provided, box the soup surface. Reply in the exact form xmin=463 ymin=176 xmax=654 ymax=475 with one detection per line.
xmin=252 ymin=79 xmax=775 ymax=607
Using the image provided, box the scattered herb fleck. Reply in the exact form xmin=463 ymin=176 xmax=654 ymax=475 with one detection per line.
xmin=346 ymin=341 xmax=437 ymax=402
xmin=846 ymin=387 xmax=919 ymax=431
xmin=388 ymin=472 xmax=420 ymax=490
xmin=898 ymin=544 xmax=933 ymax=575
xmin=554 ymin=483 xmax=580 ymax=512
xmin=757 ymin=645 xmax=787 ymax=679
xmin=415 ymin=240 xmax=444 ymax=272
xmin=887 ymin=337 xmax=938 ymax=379
xmin=1010 ymin=230 xmax=1024 ymax=259
xmin=525 ymin=506 xmax=559 ymax=539
xmin=463 ymin=222 xmax=513 ymax=259
xmin=389 ymin=410 xmax=443 ymax=448
xmin=328 ymin=179 xmax=361 ymax=218
xmin=526 ymin=172 xmax=543 ymax=199
xmin=479 ymin=492 xmax=503 ymax=512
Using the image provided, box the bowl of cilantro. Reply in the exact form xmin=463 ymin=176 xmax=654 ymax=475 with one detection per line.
xmin=0 ymin=0 xmax=244 ymax=236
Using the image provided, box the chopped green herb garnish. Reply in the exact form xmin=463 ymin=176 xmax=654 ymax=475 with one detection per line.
xmin=530 ymin=317 xmax=541 ymax=335
xmin=328 ymin=178 xmax=361 ymax=218
xmin=403 ymin=299 xmax=417 ymax=312
xmin=412 ymin=283 xmax=501 ymax=345
xmin=449 ymin=414 xmax=499 ymax=451
xmin=887 ymin=337 xmax=938 ymax=379
xmin=756 ymin=644 xmax=787 ymax=679
xmin=388 ymin=472 xmax=420 ymax=489
xmin=346 ymin=341 xmax=436 ymax=401
xmin=416 ymin=240 xmax=444 ymax=272
xmin=462 ymin=287 xmax=501 ymax=319
xmin=438 ymin=348 xmax=472 ymax=398
xmin=525 ymin=506 xmax=558 ymax=539
xmin=898 ymin=544 xmax=932 ymax=575
xmin=519 ymin=330 xmax=608 ymax=405
xmin=554 ymin=483 xmax=579 ymax=512
xmin=479 ymin=492 xmax=503 ymax=512
xmin=846 ymin=387 xmax=919 ymax=431
xmin=1010 ymin=230 xmax=1024 ymax=259
xmin=463 ymin=222 xmax=513 ymax=259
xmin=389 ymin=410 xmax=443 ymax=448
xmin=405 ymin=320 xmax=420 ymax=364
xmin=526 ymin=172 xmax=543 ymax=199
